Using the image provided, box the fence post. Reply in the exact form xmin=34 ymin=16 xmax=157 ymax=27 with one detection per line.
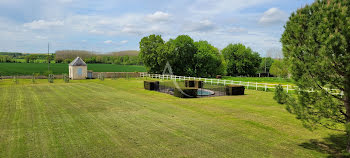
xmin=256 ymin=82 xmax=258 ymax=90
xmin=247 ymin=82 xmax=250 ymax=90
xmin=287 ymin=85 xmax=289 ymax=93
xmin=224 ymin=80 xmax=226 ymax=85
xmin=265 ymin=83 xmax=267 ymax=91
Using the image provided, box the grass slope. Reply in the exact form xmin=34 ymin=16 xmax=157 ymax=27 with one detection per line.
xmin=0 ymin=79 xmax=343 ymax=157
xmin=0 ymin=63 xmax=146 ymax=75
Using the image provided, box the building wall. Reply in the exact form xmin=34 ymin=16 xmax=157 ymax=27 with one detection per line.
xmin=69 ymin=66 xmax=87 ymax=80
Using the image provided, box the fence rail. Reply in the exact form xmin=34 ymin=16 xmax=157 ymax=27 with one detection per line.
xmin=140 ymin=73 xmax=343 ymax=95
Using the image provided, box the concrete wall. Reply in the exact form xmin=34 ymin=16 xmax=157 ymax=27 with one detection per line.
xmin=69 ymin=66 xmax=87 ymax=80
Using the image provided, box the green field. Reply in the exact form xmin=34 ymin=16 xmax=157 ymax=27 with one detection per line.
xmin=0 ymin=78 xmax=344 ymax=157
xmin=0 ymin=63 xmax=146 ymax=75
xmin=222 ymin=76 xmax=294 ymax=85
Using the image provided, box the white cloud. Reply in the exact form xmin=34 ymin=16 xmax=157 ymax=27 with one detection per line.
xmin=23 ymin=20 xmax=64 ymax=29
xmin=35 ymin=35 xmax=47 ymax=39
xmin=145 ymin=11 xmax=171 ymax=22
xmin=189 ymin=0 xmax=273 ymax=15
xmin=120 ymin=40 xmax=128 ymax=44
xmin=104 ymin=40 xmax=113 ymax=44
xmin=259 ymin=8 xmax=288 ymax=25
xmin=184 ymin=20 xmax=215 ymax=32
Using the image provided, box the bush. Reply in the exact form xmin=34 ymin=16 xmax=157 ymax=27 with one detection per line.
xmin=225 ymin=85 xmax=245 ymax=95
xmin=144 ymin=81 xmax=159 ymax=90
xmin=174 ymin=88 xmax=198 ymax=98
xmin=273 ymin=84 xmax=287 ymax=104
xmin=63 ymin=74 xmax=70 ymax=83
xmin=48 ymin=74 xmax=54 ymax=83
xmin=184 ymin=80 xmax=203 ymax=88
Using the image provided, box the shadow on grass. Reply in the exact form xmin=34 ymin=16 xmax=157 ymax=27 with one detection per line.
xmin=299 ymin=134 xmax=350 ymax=158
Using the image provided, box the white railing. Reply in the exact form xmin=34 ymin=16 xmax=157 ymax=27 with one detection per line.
xmin=140 ymin=73 xmax=343 ymax=95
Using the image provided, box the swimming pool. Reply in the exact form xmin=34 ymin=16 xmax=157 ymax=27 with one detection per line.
xmin=197 ymin=89 xmax=215 ymax=96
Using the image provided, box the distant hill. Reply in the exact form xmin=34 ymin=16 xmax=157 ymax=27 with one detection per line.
xmin=111 ymin=50 xmax=139 ymax=56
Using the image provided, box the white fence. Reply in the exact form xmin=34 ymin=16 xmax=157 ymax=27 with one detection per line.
xmin=140 ymin=73 xmax=343 ymax=95
xmin=140 ymin=73 xmax=297 ymax=93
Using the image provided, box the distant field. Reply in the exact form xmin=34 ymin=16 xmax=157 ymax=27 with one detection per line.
xmin=0 ymin=63 xmax=146 ymax=75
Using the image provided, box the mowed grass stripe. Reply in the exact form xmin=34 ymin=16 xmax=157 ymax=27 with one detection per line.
xmin=72 ymin=82 xmax=274 ymax=157
xmin=50 ymin=84 xmax=131 ymax=157
xmin=0 ymin=79 xmax=340 ymax=157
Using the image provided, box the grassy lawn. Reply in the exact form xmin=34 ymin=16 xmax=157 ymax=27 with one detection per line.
xmin=0 ymin=79 xmax=344 ymax=157
xmin=0 ymin=63 xmax=146 ymax=76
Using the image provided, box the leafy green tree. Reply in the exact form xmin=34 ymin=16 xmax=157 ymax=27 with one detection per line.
xmin=281 ymin=0 xmax=350 ymax=152
xmin=194 ymin=41 xmax=224 ymax=77
xmin=222 ymin=43 xmax=261 ymax=76
xmin=139 ymin=34 xmax=165 ymax=73
xmin=165 ymin=35 xmax=197 ymax=76
xmin=259 ymin=57 xmax=274 ymax=74
xmin=269 ymin=59 xmax=289 ymax=78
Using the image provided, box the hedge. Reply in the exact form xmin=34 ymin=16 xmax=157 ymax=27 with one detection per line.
xmin=144 ymin=81 xmax=159 ymax=90
xmin=185 ymin=80 xmax=203 ymax=88
xmin=225 ymin=85 xmax=245 ymax=95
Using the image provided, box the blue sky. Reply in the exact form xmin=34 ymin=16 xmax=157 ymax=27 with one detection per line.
xmin=0 ymin=0 xmax=314 ymax=56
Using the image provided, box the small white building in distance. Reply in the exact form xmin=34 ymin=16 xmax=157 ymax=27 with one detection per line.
xmin=69 ymin=57 xmax=87 ymax=80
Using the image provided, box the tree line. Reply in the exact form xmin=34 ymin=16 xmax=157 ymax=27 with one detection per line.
xmin=0 ymin=51 xmax=143 ymax=65
xmin=139 ymin=34 xmax=287 ymax=77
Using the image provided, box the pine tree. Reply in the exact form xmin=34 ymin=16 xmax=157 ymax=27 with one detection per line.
xmin=281 ymin=0 xmax=350 ymax=152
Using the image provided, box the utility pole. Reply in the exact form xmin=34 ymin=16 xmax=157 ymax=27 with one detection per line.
xmin=48 ymin=43 xmax=50 ymax=72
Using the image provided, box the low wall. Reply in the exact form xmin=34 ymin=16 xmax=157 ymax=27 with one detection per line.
xmin=0 ymin=72 xmax=141 ymax=79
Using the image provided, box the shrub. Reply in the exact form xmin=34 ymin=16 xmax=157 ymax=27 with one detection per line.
xmin=185 ymin=80 xmax=203 ymax=88
xmin=98 ymin=73 xmax=105 ymax=81
xmin=273 ymin=84 xmax=287 ymax=104
xmin=225 ymin=85 xmax=245 ymax=95
xmin=174 ymin=88 xmax=198 ymax=98
xmin=144 ymin=81 xmax=159 ymax=90
xmin=13 ymin=75 xmax=18 ymax=84
xmin=63 ymin=74 xmax=70 ymax=83
xmin=31 ymin=73 xmax=37 ymax=84
xmin=48 ymin=74 xmax=54 ymax=83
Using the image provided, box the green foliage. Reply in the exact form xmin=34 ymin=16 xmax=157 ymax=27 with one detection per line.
xmin=48 ymin=74 xmax=54 ymax=83
xmin=31 ymin=73 xmax=39 ymax=84
xmin=139 ymin=34 xmax=165 ymax=73
xmin=281 ymin=0 xmax=350 ymax=142
xmin=139 ymin=34 xmax=225 ymax=77
xmin=258 ymin=57 xmax=274 ymax=73
xmin=98 ymin=73 xmax=105 ymax=81
xmin=222 ymin=43 xmax=261 ymax=76
xmin=270 ymin=60 xmax=289 ymax=78
xmin=63 ymin=74 xmax=70 ymax=83
xmin=273 ymin=85 xmax=287 ymax=104
xmin=13 ymin=75 xmax=18 ymax=84
xmin=44 ymin=70 xmax=53 ymax=76
xmin=193 ymin=41 xmax=225 ymax=77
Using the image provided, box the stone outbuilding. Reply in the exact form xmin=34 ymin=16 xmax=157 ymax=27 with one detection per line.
xmin=69 ymin=57 xmax=87 ymax=80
